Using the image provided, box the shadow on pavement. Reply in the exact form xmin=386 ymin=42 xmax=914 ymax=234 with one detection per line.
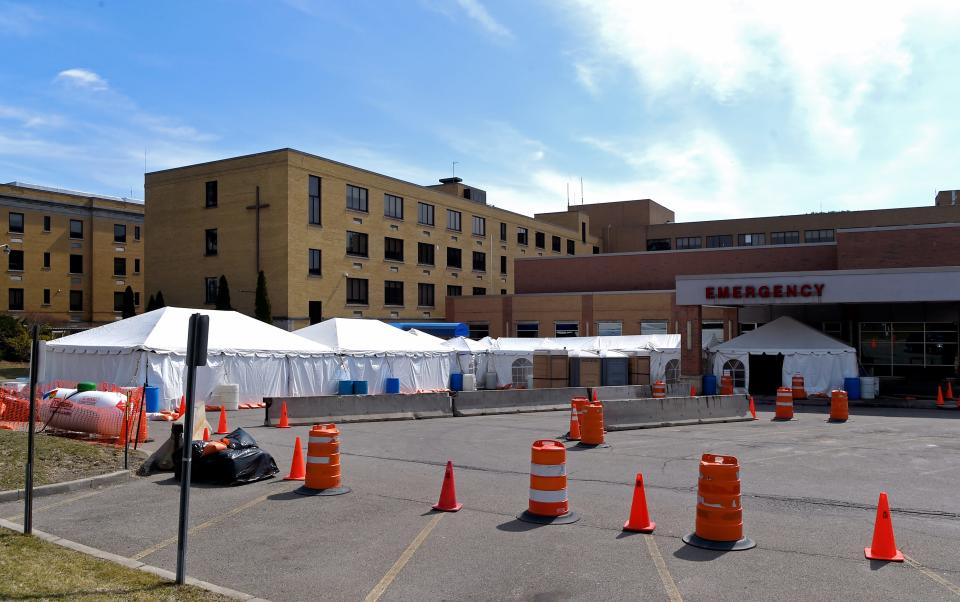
xmin=496 ymin=518 xmax=545 ymax=533
xmin=672 ymin=544 xmax=727 ymax=562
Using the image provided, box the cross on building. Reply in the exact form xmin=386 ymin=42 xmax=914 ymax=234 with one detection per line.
xmin=245 ymin=186 xmax=270 ymax=274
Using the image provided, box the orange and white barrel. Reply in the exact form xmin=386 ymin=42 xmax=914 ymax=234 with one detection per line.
xmin=775 ymin=387 xmax=794 ymax=420
xmin=652 ymin=381 xmax=666 ymax=399
xmin=791 ymin=374 xmax=806 ymax=400
xmin=682 ymin=453 xmax=755 ymax=550
xmin=295 ymin=423 xmax=351 ymax=496
xmin=580 ymin=402 xmax=605 ymax=445
xmin=571 ymin=396 xmax=588 ymax=428
xmin=518 ymin=439 xmax=579 ymax=524
xmin=829 ymin=389 xmax=848 ymax=422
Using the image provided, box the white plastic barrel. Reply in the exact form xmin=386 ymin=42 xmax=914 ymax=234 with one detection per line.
xmin=484 ymin=370 xmax=498 ymax=390
xmin=462 ymin=373 xmax=477 ymax=392
xmin=860 ymin=377 xmax=877 ymax=400
xmin=211 ymin=383 xmax=240 ymax=411
xmin=40 ymin=389 xmax=127 ymax=437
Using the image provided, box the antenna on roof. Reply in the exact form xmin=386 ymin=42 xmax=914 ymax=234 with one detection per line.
xmin=580 ymin=177 xmax=584 ymax=205
xmin=566 ymin=182 xmax=570 ymax=207
xmin=452 ymin=161 xmax=458 ymax=178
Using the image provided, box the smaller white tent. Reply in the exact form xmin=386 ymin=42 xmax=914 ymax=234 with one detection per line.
xmin=443 ymin=336 xmax=492 ymax=377
xmin=710 ymin=316 xmax=858 ymax=394
xmin=294 ymin=318 xmax=452 ymax=394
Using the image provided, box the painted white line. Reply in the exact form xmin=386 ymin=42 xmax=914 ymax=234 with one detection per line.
xmin=644 ymin=534 xmax=683 ymax=602
xmin=904 ymin=553 xmax=960 ymax=597
xmin=364 ymin=512 xmax=444 ymax=602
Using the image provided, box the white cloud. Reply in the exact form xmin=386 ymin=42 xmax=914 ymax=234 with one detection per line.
xmin=0 ymin=2 xmax=41 ymax=36
xmin=454 ymin=0 xmax=512 ymax=39
xmin=574 ymin=62 xmax=599 ymax=96
xmin=0 ymin=105 xmax=64 ymax=128
xmin=55 ymin=68 xmax=109 ymax=91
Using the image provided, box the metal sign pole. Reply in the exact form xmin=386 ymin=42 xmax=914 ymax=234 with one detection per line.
xmin=24 ymin=325 xmax=39 ymax=535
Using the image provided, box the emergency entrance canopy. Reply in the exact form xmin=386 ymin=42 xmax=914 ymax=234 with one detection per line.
xmin=294 ymin=318 xmax=452 ymax=394
xmin=41 ymin=307 xmax=336 ymax=410
xmin=709 ymin=316 xmax=858 ymax=394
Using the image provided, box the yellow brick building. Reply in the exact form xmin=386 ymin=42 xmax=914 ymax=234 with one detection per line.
xmin=1 ymin=182 xmax=145 ymax=328
xmin=145 ymin=149 xmax=600 ymax=330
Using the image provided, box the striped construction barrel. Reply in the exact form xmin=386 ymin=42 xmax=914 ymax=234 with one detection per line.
xmin=517 ymin=439 xmax=580 ymax=524
xmin=295 ymin=423 xmax=351 ymax=496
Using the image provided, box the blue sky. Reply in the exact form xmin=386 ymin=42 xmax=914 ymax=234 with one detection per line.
xmin=2 ymin=1 xmax=960 ymax=221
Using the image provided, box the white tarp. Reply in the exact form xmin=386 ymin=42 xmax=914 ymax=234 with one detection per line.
xmin=294 ymin=318 xmax=452 ymax=393
xmin=709 ymin=316 xmax=858 ymax=394
xmin=41 ymin=307 xmax=336 ymax=410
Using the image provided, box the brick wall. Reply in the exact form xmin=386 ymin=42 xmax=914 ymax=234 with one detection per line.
xmin=837 ymin=225 xmax=960 ymax=269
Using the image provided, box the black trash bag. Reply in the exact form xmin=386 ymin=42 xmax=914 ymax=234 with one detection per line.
xmin=174 ymin=430 xmax=279 ymax=486
xmin=223 ymin=427 xmax=257 ymax=449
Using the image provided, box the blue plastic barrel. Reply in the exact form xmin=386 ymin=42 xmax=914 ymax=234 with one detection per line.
xmin=450 ymin=373 xmax=464 ymax=391
xmin=337 ymin=380 xmax=353 ymax=395
xmin=144 ymin=385 xmax=160 ymax=413
xmin=352 ymin=380 xmax=368 ymax=395
xmin=702 ymin=374 xmax=718 ymax=396
xmin=843 ymin=377 xmax=861 ymax=400
xmin=385 ymin=378 xmax=400 ymax=394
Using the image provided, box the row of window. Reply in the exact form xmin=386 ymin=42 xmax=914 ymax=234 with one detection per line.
xmin=6 ymin=213 xmax=140 ymax=242
xmin=5 ymin=251 xmax=139 ymax=275
xmin=649 ymin=229 xmax=835 ymax=251
xmin=340 ymin=234 xmax=508 ymax=272
xmin=510 ymin=319 xmax=669 ymax=338
xmin=6 ymin=288 xmax=140 ymax=311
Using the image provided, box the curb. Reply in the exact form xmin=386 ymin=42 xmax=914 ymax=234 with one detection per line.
xmin=0 ymin=518 xmax=269 ymax=601
xmin=754 ymin=398 xmax=952 ymax=411
xmin=0 ymin=470 xmax=133 ymax=503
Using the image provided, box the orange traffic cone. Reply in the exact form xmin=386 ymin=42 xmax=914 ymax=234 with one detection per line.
xmin=176 ymin=396 xmax=186 ymax=419
xmin=202 ymin=427 xmax=210 ymax=442
xmin=277 ymin=400 xmax=290 ymax=428
xmin=432 ymin=460 xmax=463 ymax=512
xmin=215 ymin=405 xmax=229 ymax=435
xmin=568 ymin=404 xmax=581 ymax=441
xmin=284 ymin=436 xmax=306 ymax=481
xmin=948 ymin=382 xmax=955 ymax=401
xmin=591 ymin=389 xmax=598 ymax=403
xmin=137 ymin=407 xmax=150 ymax=443
xmin=936 ymin=386 xmax=945 ymax=407
xmin=749 ymin=396 xmax=757 ymax=420
xmin=690 ymin=385 xmax=696 ymax=396
xmin=623 ymin=472 xmax=656 ymax=533
xmin=865 ymin=492 xmax=904 ymax=562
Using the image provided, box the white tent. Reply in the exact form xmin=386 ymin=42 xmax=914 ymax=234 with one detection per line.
xmin=408 ymin=328 xmax=447 ymax=346
xmin=294 ymin=318 xmax=452 ymax=394
xmin=443 ymin=336 xmax=492 ymax=378
xmin=709 ymin=316 xmax=858 ymax=394
xmin=41 ymin=307 xmax=337 ymax=410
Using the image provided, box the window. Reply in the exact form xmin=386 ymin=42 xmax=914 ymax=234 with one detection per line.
xmin=346 ymin=231 xmax=368 ymax=257
xmin=384 ymin=193 xmax=403 ymax=219
xmin=69 ymin=290 xmax=82 ymax=312
xmin=675 ymin=236 xmax=702 ymax=250
xmin=346 ymin=184 xmax=368 ymax=212
xmin=472 ymin=215 xmax=486 ymax=236
xmin=447 ymin=209 xmax=462 ymax=231
xmin=135 ymin=292 xmax=140 ymax=306
xmin=8 ymin=288 xmax=23 ymax=311
xmin=552 ymin=235 xmax=561 ymax=252
xmin=134 ymin=258 xmax=141 ymax=273
xmin=308 ymin=249 xmax=321 ymax=275
xmin=516 ymin=322 xmax=539 ymax=337
xmin=555 ymin=321 xmax=579 ymax=337
xmin=384 ymin=237 xmax=404 ymax=262
xmin=581 ymin=222 xmax=587 ymax=243
xmin=418 ymin=283 xmax=435 ymax=307
xmin=204 ymin=277 xmax=218 ymax=304
xmin=501 ymin=289 xmax=507 ymax=295
xmin=69 ymin=219 xmax=83 ymax=239
xmin=418 ymin=202 xmax=435 ymax=226
xmin=446 ymin=247 xmax=462 ymax=269
xmin=384 ymin=280 xmax=404 ymax=306
xmin=566 ymin=240 xmax=575 ymax=255
xmin=770 ymin=231 xmax=799 ymax=245
xmin=447 ymin=285 xmax=462 ymax=297
xmin=69 ymin=254 xmax=83 ymax=274
xmin=114 ymin=224 xmax=126 ymax=243
xmin=499 ymin=222 xmax=507 ymax=241
xmin=640 ymin=320 xmax=668 ymax=335
xmin=42 ymin=289 xmax=50 ymax=305
xmin=469 ymin=323 xmax=489 ymax=339
xmin=535 ymin=232 xmax=545 ymax=249
xmin=205 ymin=228 xmax=218 ymax=256
xmin=43 ymin=252 xmax=50 ymax=269
xmin=511 ymin=358 xmax=533 ymax=388
xmin=472 ymin=251 xmax=486 ymax=272
xmin=309 ymin=175 xmax=322 ymax=225
xmin=114 ymin=292 xmax=124 ymax=312
xmin=134 ymin=225 xmax=141 ymax=241
xmin=8 ymin=250 xmax=23 ymax=271
xmin=706 ymin=235 xmax=733 ymax=248
xmin=597 ymin=320 xmax=622 ymax=336
xmin=721 ymin=359 xmax=746 ymax=388
xmin=859 ymin=322 xmax=959 ymax=370
xmin=804 ymin=229 xmax=834 ymax=243
xmin=346 ymin=278 xmax=368 ymax=304
xmin=472 ymin=287 xmax=486 ymax=296
xmin=647 ymin=238 xmax=671 ymax=251
xmin=738 ymin=233 xmax=765 ymax=246
xmin=418 ymin=242 xmax=435 ymax=265
xmin=665 ymin=359 xmax=681 ymax=385
xmin=43 ymin=215 xmax=51 ymax=232
xmin=517 ymin=227 xmax=528 ymax=246
xmin=113 ymin=257 xmax=126 ymax=276
xmin=500 ymin=255 xmax=507 ymax=274
xmin=593 ymin=246 xmax=600 ymax=254
xmin=205 ymin=181 xmax=218 ymax=207
xmin=8 ymin=213 xmax=23 ymax=233
xmin=309 ymin=301 xmax=323 ymax=325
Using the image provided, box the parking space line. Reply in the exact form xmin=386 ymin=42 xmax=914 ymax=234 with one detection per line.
xmin=3 ymin=487 xmax=112 ymax=522
xmin=644 ymin=534 xmax=683 ymax=602
xmin=904 ymin=554 xmax=960 ymax=597
xmin=364 ymin=512 xmax=444 ymax=602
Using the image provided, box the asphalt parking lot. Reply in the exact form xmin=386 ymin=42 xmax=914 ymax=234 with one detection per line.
xmin=2 ymin=404 xmax=959 ymax=601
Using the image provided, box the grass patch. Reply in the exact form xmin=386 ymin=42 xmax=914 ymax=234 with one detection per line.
xmin=0 ymin=528 xmax=232 ymax=601
xmin=0 ymin=361 xmax=29 ymax=380
xmin=0 ymin=430 xmax=144 ymax=491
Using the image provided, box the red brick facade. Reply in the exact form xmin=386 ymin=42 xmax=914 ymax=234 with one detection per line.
xmin=836 ymin=226 xmax=960 ymax=270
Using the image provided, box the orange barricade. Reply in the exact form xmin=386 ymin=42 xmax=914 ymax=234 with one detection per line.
xmin=682 ymin=453 xmax=755 ymax=551
xmin=518 ymin=439 xmax=579 ymax=524
xmin=774 ymin=387 xmax=794 ymax=420
xmin=652 ymin=381 xmax=666 ymax=399
xmin=829 ymin=389 xmax=849 ymax=422
xmin=295 ymin=423 xmax=351 ymax=496
xmin=791 ymin=374 xmax=806 ymax=400
xmin=580 ymin=401 xmax=605 ymax=446
xmin=720 ymin=370 xmax=734 ymax=395
xmin=571 ymin=396 xmax=588 ymax=428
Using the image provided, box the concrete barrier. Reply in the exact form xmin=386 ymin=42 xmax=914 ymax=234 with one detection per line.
xmin=454 ymin=385 xmax=655 ymax=417
xmin=264 ymin=393 xmax=452 ymax=426
xmin=605 ymin=394 xmax=751 ymax=431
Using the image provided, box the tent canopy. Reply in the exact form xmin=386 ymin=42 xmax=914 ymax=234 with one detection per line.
xmin=408 ymin=329 xmax=448 ymax=345
xmin=295 ymin=318 xmax=451 ymax=354
xmin=711 ymin=317 xmax=854 ymax=355
xmin=389 ymin=322 xmax=469 ymax=338
xmin=443 ymin=336 xmax=492 ymax=352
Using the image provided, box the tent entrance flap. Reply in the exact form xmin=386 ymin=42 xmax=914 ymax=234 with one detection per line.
xmin=748 ymin=353 xmax=783 ymax=396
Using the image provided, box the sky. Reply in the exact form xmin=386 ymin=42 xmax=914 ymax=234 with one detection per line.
xmin=2 ymin=1 xmax=960 ymax=221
